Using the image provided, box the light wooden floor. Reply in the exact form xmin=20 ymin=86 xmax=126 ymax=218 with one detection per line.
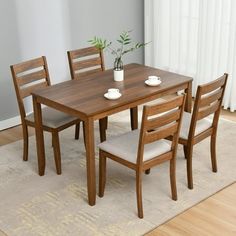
xmin=0 ymin=126 xmax=34 ymax=146
xmin=147 ymin=108 xmax=236 ymax=236
xmin=147 ymin=182 xmax=236 ymax=236
xmin=0 ymin=109 xmax=235 ymax=236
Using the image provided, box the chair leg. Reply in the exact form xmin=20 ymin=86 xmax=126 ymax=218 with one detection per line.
xmin=210 ymin=134 xmax=217 ymax=172
xmin=99 ymin=117 xmax=107 ymax=142
xmin=130 ymin=107 xmax=138 ymax=130
xmin=99 ymin=150 xmax=106 ymax=197
xmin=22 ymin=124 xmax=29 ymax=161
xmin=75 ymin=122 xmax=81 ymax=140
xmin=183 ymin=145 xmax=187 ymax=159
xmin=145 ymin=169 xmax=150 ymax=175
xmin=170 ymin=158 xmax=177 ymax=200
xmin=186 ymin=145 xmax=194 ymax=189
xmin=104 ymin=116 xmax=108 ymax=130
xmin=136 ymin=170 xmax=143 ymax=218
xmin=82 ymin=121 xmax=86 ymax=149
xmin=51 ymin=132 xmax=54 ymax=147
xmin=52 ymin=132 xmax=62 ymax=175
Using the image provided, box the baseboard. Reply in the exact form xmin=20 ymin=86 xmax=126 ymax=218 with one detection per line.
xmin=0 ymin=116 xmax=21 ymax=131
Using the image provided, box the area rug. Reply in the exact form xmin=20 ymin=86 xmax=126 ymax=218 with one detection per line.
xmin=0 ymin=110 xmax=236 ymax=236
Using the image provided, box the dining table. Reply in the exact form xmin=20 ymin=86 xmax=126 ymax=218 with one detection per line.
xmin=32 ymin=63 xmax=193 ymax=206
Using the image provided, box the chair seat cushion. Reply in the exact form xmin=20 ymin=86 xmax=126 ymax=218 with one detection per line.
xmin=179 ymin=112 xmax=212 ymax=139
xmin=98 ymin=130 xmax=171 ymax=164
xmin=26 ymin=107 xmax=78 ymax=128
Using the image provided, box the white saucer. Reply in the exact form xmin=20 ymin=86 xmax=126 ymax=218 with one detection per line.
xmin=145 ymin=79 xmax=162 ymax=86
xmin=104 ymin=92 xmax=122 ymax=100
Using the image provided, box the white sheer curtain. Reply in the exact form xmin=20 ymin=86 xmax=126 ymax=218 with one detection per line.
xmin=145 ymin=0 xmax=236 ymax=112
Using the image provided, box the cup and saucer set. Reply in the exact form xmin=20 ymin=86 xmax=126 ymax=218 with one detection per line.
xmin=104 ymin=88 xmax=122 ymax=100
xmin=145 ymin=75 xmax=162 ymax=86
xmin=104 ymin=75 xmax=161 ymax=100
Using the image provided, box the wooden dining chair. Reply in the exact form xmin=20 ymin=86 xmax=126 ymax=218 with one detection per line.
xmin=98 ymin=95 xmax=186 ymax=218
xmin=67 ymin=46 xmax=105 ymax=80
xmin=10 ymin=56 xmax=82 ymax=175
xmin=178 ymin=74 xmax=228 ymax=189
xmin=67 ymin=46 xmax=139 ymax=141
xmin=67 ymin=46 xmax=107 ymax=141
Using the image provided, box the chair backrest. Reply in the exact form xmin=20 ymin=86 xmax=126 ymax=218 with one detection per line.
xmin=188 ymin=73 xmax=228 ymax=139
xmin=67 ymin=46 xmax=105 ymax=80
xmin=137 ymin=95 xmax=186 ymax=165
xmin=10 ymin=56 xmax=51 ymax=120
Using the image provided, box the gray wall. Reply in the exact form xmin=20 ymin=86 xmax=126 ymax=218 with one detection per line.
xmin=0 ymin=0 xmax=144 ymax=123
xmin=0 ymin=1 xmax=21 ymax=120
xmin=68 ymin=0 xmax=144 ymax=68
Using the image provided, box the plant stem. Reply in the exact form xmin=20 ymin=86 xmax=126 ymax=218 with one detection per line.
xmin=107 ymin=45 xmax=119 ymax=58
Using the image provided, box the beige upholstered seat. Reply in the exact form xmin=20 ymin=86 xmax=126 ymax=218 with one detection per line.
xmin=98 ymin=95 xmax=186 ymax=218
xmin=98 ymin=130 xmax=171 ymax=163
xmin=10 ymin=56 xmax=82 ymax=175
xmin=179 ymin=112 xmax=212 ymax=139
xmin=26 ymin=107 xmax=77 ymax=129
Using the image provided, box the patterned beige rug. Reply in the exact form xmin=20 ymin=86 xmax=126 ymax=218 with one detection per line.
xmin=0 ymin=110 xmax=236 ymax=236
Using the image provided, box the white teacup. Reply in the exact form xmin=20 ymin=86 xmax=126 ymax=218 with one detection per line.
xmin=148 ymin=75 xmax=161 ymax=84
xmin=107 ymin=88 xmax=120 ymax=98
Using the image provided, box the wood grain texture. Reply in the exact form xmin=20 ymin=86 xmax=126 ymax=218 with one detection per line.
xmin=12 ymin=57 xmax=45 ymax=74
xmin=32 ymin=63 xmax=193 ymax=119
xmin=67 ymin=46 xmax=137 ymax=134
xmin=146 ymin=182 xmax=236 ymax=236
xmin=178 ymin=74 xmax=228 ymax=189
xmin=17 ymin=69 xmax=46 ymax=86
xmin=84 ymin=117 xmax=96 ymax=206
xmin=67 ymin=46 xmax=105 ymax=80
xmin=99 ymin=95 xmax=186 ymax=218
xmin=10 ymin=56 xmax=81 ymax=174
xmin=0 ymin=109 xmax=235 ymax=235
xmin=0 ymin=126 xmax=34 ymax=146
xmin=68 ymin=46 xmax=107 ymax=142
xmin=31 ymin=63 xmax=193 ymax=206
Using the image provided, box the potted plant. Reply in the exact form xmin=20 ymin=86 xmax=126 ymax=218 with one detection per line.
xmin=89 ymin=31 xmax=146 ymax=81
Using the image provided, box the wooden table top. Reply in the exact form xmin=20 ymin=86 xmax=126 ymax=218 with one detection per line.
xmin=32 ymin=64 xmax=192 ymax=119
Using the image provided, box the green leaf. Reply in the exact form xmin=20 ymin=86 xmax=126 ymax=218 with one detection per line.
xmin=120 ymin=34 xmax=125 ymax=41
xmin=88 ymin=30 xmax=147 ymax=59
xmin=117 ymin=39 xmax=124 ymax=44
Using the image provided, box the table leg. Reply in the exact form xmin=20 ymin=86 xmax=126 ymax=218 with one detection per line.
xmin=33 ymin=96 xmax=45 ymax=176
xmin=84 ymin=117 xmax=96 ymax=206
xmin=99 ymin=117 xmax=107 ymax=142
xmin=185 ymin=81 xmax=192 ymax=112
xmin=130 ymin=106 xmax=138 ymax=130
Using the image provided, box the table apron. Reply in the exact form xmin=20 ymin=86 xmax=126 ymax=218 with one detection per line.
xmin=34 ymin=95 xmax=88 ymax=120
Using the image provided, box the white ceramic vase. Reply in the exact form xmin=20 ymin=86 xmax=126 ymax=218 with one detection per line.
xmin=114 ymin=69 xmax=124 ymax=82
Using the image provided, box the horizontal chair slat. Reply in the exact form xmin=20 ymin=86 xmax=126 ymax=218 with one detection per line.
xmin=17 ymin=69 xmax=46 ymax=86
xmin=146 ymin=110 xmax=181 ymax=130
xmin=143 ymin=152 xmax=172 ymax=170
xmin=144 ymin=122 xmax=178 ymax=144
xmin=70 ymin=46 xmax=100 ymax=59
xmin=200 ymin=75 xmax=226 ymax=95
xmin=73 ymin=57 xmax=102 ymax=71
xmin=197 ymin=100 xmax=220 ymax=120
xmin=146 ymin=96 xmax=184 ymax=116
xmin=20 ymin=81 xmax=48 ymax=98
xmin=13 ymin=57 xmax=45 ymax=74
xmin=193 ymin=128 xmax=213 ymax=145
xmin=200 ymin=88 xmax=223 ymax=108
xmin=76 ymin=68 xmax=103 ymax=78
